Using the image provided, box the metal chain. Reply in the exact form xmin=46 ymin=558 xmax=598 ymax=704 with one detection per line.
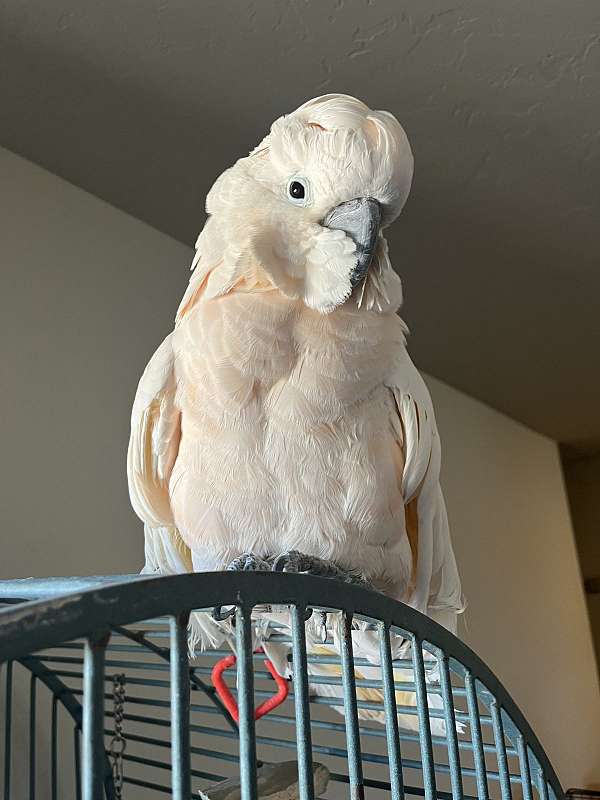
xmin=109 ymin=673 xmax=127 ymax=799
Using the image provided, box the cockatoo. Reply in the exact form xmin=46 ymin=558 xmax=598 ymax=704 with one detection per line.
xmin=127 ymin=95 xmax=464 ymax=727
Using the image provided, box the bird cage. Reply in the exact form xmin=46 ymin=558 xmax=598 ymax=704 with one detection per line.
xmin=0 ymin=572 xmax=563 ymax=800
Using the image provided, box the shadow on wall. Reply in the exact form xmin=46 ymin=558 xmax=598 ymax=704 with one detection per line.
xmin=561 ymin=446 xmax=600 ymax=679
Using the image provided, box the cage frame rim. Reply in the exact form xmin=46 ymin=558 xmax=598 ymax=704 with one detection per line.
xmin=0 ymin=570 xmax=564 ymax=799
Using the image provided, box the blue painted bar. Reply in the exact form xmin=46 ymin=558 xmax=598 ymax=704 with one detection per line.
xmin=123 ymin=751 xmax=223 ymax=782
xmin=170 ymin=613 xmax=191 ymax=800
xmin=516 ymin=734 xmax=533 ymax=800
xmin=53 ymin=668 xmax=169 ymax=688
xmin=490 ymin=700 xmax=512 ymax=800
xmin=3 ymin=662 xmax=12 ymax=800
xmin=339 ymin=612 xmax=364 ymax=800
xmin=53 ymin=662 xmax=457 ymax=696
xmin=0 ymin=572 xmax=564 ymax=800
xmin=63 ymin=663 xmax=468 ymax=716
xmin=537 ymin=769 xmax=550 ymax=800
xmin=0 ymin=575 xmax=142 ymax=601
xmin=236 ymin=605 xmax=258 ymax=800
xmin=105 ymin=728 xmax=241 ymax=763
xmin=378 ymin=621 xmax=404 ymax=800
xmin=29 ymin=674 xmax=37 ymax=800
xmin=330 ymin=772 xmax=480 ymax=800
xmin=465 ymin=671 xmax=489 ymax=800
xmin=107 ymin=692 xmax=520 ymax=786
xmin=290 ymin=603 xmax=315 ymax=800
xmin=106 ymin=712 xmax=521 ymax=784
xmin=31 ymin=643 xmax=445 ymax=692
xmin=411 ymin=636 xmax=436 ymax=800
xmin=91 ymin=680 xmax=473 ymax=720
xmin=74 ymin=727 xmax=82 ymax=800
xmin=123 ymin=775 xmax=172 ymax=794
xmin=437 ymin=652 xmax=464 ymax=800
xmin=51 ymin=695 xmax=58 ymax=800
xmin=203 ymin=702 xmax=516 ymax=757
xmin=82 ymin=634 xmax=109 ymax=800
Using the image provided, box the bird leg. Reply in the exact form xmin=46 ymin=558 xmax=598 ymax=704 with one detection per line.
xmin=272 ymin=550 xmax=368 ymax=586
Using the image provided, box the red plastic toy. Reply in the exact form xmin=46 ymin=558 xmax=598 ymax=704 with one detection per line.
xmin=211 ymin=648 xmax=289 ymax=722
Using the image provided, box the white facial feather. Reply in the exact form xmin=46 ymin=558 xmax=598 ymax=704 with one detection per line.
xmin=189 ymin=94 xmax=414 ymax=314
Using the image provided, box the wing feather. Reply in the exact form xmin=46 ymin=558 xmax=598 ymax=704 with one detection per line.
xmin=387 ymin=353 xmax=464 ymax=632
xmin=127 ymin=334 xmax=192 ymax=574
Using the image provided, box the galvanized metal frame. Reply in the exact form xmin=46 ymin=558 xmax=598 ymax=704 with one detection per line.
xmin=4 ymin=652 xmax=116 ymax=800
xmin=0 ymin=572 xmax=564 ymax=800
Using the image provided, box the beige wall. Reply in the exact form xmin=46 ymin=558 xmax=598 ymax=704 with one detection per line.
xmin=0 ymin=146 xmax=191 ymax=578
xmin=1 ymin=147 xmax=599 ymax=789
xmin=427 ymin=375 xmax=600 ymax=788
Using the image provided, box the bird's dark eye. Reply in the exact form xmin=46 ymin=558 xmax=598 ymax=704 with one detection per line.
xmin=289 ymin=181 xmax=305 ymax=200
xmin=287 ymin=177 xmax=310 ymax=205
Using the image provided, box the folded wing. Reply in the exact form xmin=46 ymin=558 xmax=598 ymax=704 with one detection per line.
xmin=127 ymin=333 xmax=192 ymax=574
xmin=387 ymin=352 xmax=464 ymax=633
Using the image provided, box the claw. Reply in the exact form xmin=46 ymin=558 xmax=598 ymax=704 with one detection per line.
xmin=212 ymin=554 xmax=272 ymax=621
xmin=212 ymin=604 xmax=236 ymax=622
xmin=273 ymin=551 xmax=368 ymax=586
xmin=226 ymin=553 xmax=271 ymax=572
xmin=272 ymin=550 xmax=305 ymax=573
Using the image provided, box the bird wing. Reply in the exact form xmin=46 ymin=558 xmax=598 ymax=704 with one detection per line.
xmin=127 ymin=333 xmax=192 ymax=575
xmin=386 ymin=350 xmax=464 ymax=632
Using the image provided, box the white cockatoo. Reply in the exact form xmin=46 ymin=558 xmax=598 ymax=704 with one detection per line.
xmin=127 ymin=95 xmax=464 ymax=729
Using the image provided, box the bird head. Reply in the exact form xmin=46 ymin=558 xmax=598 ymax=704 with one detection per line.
xmin=190 ymin=94 xmax=414 ymax=315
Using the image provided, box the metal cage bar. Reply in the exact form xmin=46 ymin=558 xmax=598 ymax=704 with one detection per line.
xmin=170 ymin=612 xmax=191 ymax=800
xmin=465 ymin=671 xmax=489 ymax=800
xmin=411 ymin=635 xmax=436 ymax=800
xmin=339 ymin=611 xmax=365 ymax=800
xmin=490 ymin=700 xmax=512 ymax=800
xmin=51 ymin=694 xmax=58 ymax=800
xmin=516 ymin=734 xmax=533 ymax=800
xmin=437 ymin=651 xmax=464 ymax=800
xmin=29 ymin=674 xmax=37 ymax=800
xmin=378 ymin=620 xmax=405 ymax=800
xmin=0 ymin=573 xmax=564 ymax=800
xmin=538 ymin=768 xmax=550 ymax=800
xmin=3 ymin=661 xmax=12 ymax=800
xmin=236 ymin=605 xmax=258 ymax=800
xmin=291 ymin=603 xmax=315 ymax=800
xmin=82 ymin=634 xmax=109 ymax=800
xmin=74 ymin=726 xmax=82 ymax=800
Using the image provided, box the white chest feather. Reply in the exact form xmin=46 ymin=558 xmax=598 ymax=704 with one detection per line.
xmin=168 ymin=291 xmax=410 ymax=590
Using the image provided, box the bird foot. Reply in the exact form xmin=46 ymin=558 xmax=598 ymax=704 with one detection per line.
xmin=225 ymin=553 xmax=272 ymax=572
xmin=212 ymin=553 xmax=272 ymax=621
xmin=272 ymin=550 xmax=367 ymax=586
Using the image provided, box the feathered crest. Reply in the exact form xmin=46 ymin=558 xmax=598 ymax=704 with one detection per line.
xmin=179 ymin=94 xmax=414 ymax=317
xmin=253 ymin=94 xmax=414 ymax=224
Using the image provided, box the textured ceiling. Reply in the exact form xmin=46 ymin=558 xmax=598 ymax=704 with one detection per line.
xmin=1 ymin=0 xmax=599 ymax=448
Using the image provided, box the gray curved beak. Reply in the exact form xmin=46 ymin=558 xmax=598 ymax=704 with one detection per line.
xmin=323 ymin=197 xmax=382 ymax=287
